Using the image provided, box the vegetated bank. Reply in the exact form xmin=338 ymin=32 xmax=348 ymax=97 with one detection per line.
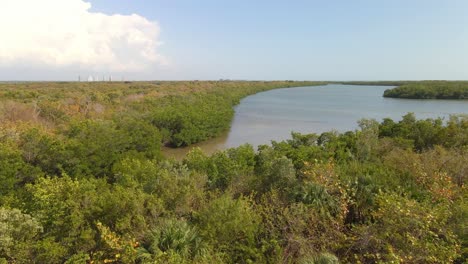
xmin=0 ymin=80 xmax=323 ymax=148
xmin=0 ymin=81 xmax=466 ymax=263
xmin=383 ymin=81 xmax=468 ymax=99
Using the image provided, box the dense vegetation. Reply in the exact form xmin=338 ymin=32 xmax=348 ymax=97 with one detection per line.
xmin=0 ymin=81 xmax=321 ymax=147
xmin=383 ymin=81 xmax=468 ymax=99
xmin=0 ymin=81 xmax=467 ymax=263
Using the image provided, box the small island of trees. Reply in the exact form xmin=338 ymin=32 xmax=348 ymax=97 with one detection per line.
xmin=383 ymin=81 xmax=468 ymax=99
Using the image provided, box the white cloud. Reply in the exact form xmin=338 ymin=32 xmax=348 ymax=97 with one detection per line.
xmin=0 ymin=0 xmax=166 ymax=72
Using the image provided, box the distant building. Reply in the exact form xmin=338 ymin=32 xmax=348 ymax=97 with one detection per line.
xmin=88 ymin=76 xmax=93 ymax=82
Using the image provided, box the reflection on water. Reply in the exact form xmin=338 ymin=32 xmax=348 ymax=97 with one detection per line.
xmin=163 ymin=84 xmax=468 ymax=159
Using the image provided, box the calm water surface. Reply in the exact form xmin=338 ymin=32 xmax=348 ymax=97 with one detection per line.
xmin=163 ymin=84 xmax=468 ymax=159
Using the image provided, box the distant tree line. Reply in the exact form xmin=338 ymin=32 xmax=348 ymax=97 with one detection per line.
xmin=383 ymin=81 xmax=468 ymax=99
xmin=340 ymin=81 xmax=411 ymax=86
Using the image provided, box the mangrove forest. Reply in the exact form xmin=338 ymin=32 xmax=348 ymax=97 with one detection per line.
xmin=0 ymin=81 xmax=466 ymax=263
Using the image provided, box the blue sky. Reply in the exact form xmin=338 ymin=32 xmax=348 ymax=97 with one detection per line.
xmin=1 ymin=0 xmax=468 ymax=80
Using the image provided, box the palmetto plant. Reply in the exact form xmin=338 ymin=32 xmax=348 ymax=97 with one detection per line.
xmin=138 ymin=219 xmax=205 ymax=262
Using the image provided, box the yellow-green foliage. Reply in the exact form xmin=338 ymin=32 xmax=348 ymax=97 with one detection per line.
xmin=0 ymin=81 xmax=466 ymax=263
xmin=349 ymin=193 xmax=460 ymax=263
xmin=0 ymin=81 xmax=322 ymax=147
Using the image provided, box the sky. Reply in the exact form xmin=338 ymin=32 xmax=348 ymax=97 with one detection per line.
xmin=0 ymin=0 xmax=467 ymax=81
